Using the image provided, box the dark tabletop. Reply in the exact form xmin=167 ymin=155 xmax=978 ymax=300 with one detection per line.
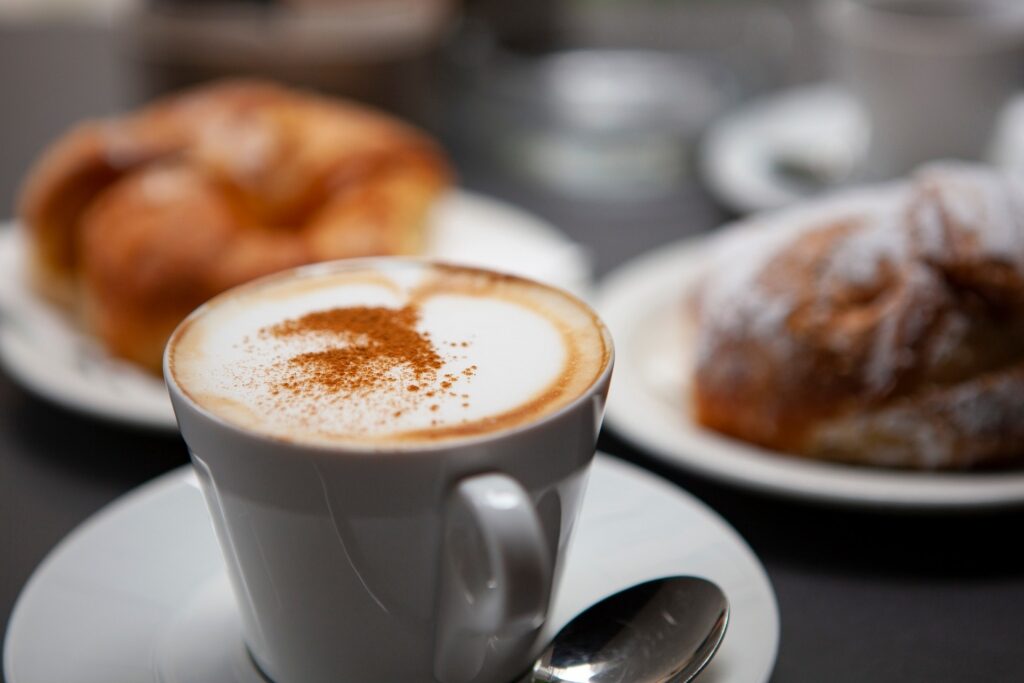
xmin=2 ymin=22 xmax=1024 ymax=683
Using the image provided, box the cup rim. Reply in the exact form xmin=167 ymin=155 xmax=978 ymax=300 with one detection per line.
xmin=163 ymin=257 xmax=615 ymax=456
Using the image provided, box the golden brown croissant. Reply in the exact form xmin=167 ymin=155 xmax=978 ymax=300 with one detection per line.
xmin=692 ymin=163 xmax=1024 ymax=469
xmin=19 ymin=79 xmax=451 ymax=372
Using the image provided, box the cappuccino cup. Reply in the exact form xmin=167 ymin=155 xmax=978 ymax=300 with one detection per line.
xmin=164 ymin=259 xmax=614 ymax=683
xmin=824 ymin=0 xmax=1024 ymax=178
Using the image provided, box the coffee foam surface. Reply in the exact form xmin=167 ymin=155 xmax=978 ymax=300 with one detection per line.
xmin=168 ymin=261 xmax=610 ymax=447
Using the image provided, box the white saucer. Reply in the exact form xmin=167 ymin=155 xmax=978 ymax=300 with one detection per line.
xmin=700 ymin=82 xmax=1024 ymax=214
xmin=0 ymin=190 xmax=591 ymax=432
xmin=596 ymin=233 xmax=1024 ymax=511
xmin=3 ymin=454 xmax=778 ymax=683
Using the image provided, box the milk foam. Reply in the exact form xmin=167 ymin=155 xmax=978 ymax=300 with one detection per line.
xmin=168 ymin=261 xmax=610 ymax=446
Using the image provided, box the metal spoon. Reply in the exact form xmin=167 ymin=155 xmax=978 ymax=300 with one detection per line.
xmin=524 ymin=576 xmax=729 ymax=683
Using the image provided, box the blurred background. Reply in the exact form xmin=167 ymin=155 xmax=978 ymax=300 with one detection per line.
xmin=10 ymin=0 xmax=1022 ymax=272
xmin=0 ymin=0 xmax=829 ymax=271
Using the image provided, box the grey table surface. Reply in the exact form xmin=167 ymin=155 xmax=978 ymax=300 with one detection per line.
xmin=2 ymin=23 xmax=1024 ymax=683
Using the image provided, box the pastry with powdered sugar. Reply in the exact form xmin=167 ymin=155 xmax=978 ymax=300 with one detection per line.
xmin=693 ymin=162 xmax=1024 ymax=469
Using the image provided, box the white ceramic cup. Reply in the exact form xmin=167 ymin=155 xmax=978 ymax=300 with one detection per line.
xmin=824 ymin=0 xmax=1024 ymax=178
xmin=164 ymin=260 xmax=614 ymax=683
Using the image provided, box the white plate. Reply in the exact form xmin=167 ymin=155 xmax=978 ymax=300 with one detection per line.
xmin=0 ymin=190 xmax=591 ymax=432
xmin=700 ymin=82 xmax=1024 ymax=214
xmin=596 ymin=236 xmax=1024 ymax=511
xmin=3 ymin=454 xmax=779 ymax=683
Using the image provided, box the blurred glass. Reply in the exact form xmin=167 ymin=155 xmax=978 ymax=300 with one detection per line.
xmin=443 ymin=0 xmax=795 ymax=201
xmin=823 ymin=0 xmax=1024 ymax=178
xmin=559 ymin=0 xmax=797 ymax=95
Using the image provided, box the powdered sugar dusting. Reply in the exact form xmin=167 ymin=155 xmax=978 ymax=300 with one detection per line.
xmin=698 ymin=164 xmax=1024 ymax=395
xmin=696 ymin=183 xmax=907 ymax=374
xmin=820 ymin=209 xmax=908 ymax=290
xmin=912 ymin=162 xmax=1024 ymax=270
xmin=695 ymin=162 xmax=1024 ymax=467
xmin=861 ymin=263 xmax=940 ymax=395
xmin=696 ymin=223 xmax=800 ymax=363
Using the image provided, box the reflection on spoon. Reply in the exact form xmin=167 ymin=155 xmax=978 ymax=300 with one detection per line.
xmin=525 ymin=576 xmax=729 ymax=683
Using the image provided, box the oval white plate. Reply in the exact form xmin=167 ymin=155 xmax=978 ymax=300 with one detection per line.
xmin=0 ymin=189 xmax=591 ymax=432
xmin=700 ymin=82 xmax=1024 ymax=215
xmin=597 ymin=235 xmax=1024 ymax=511
xmin=3 ymin=454 xmax=778 ymax=683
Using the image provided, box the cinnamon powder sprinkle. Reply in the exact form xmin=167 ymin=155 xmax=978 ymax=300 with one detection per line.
xmin=252 ymin=304 xmax=480 ymax=434
xmin=267 ymin=305 xmax=443 ymax=395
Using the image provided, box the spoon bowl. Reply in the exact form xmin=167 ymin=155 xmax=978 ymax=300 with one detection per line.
xmin=527 ymin=576 xmax=729 ymax=683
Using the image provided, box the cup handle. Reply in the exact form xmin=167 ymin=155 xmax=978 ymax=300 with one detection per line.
xmin=434 ymin=472 xmax=552 ymax=683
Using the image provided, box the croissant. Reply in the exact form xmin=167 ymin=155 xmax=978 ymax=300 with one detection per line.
xmin=692 ymin=163 xmax=1024 ymax=469
xmin=19 ymin=79 xmax=451 ymax=372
